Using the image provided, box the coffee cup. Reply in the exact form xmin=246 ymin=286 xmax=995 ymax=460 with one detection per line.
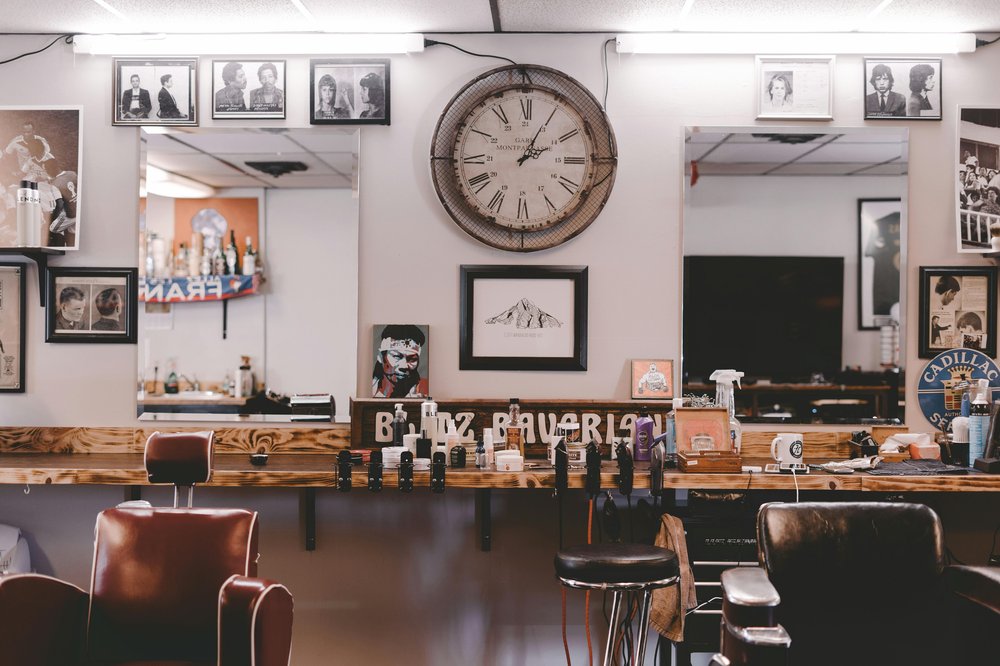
xmin=771 ymin=433 xmax=804 ymax=464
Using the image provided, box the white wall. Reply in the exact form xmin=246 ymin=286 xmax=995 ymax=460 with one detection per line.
xmin=685 ymin=175 xmax=904 ymax=369
xmin=0 ymin=33 xmax=998 ymax=665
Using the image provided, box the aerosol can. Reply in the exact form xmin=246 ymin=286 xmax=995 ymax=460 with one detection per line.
xmin=710 ymin=369 xmax=744 ymax=455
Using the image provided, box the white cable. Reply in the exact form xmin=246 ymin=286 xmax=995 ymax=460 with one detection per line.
xmin=792 ymin=467 xmax=799 ymax=503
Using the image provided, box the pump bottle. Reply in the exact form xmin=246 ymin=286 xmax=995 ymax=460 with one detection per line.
xmin=392 ymin=403 xmax=407 ymax=449
xmin=710 ymin=369 xmax=744 ymax=454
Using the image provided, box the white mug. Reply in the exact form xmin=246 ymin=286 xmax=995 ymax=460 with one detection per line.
xmin=771 ymin=433 xmax=804 ymax=463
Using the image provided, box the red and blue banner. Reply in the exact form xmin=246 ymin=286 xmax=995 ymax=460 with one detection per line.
xmin=140 ymin=275 xmax=259 ymax=303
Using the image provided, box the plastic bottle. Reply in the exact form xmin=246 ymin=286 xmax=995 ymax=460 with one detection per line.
xmin=420 ymin=397 xmax=438 ymax=447
xmin=28 ymin=182 xmax=43 ymax=246
xmin=15 ymin=180 xmax=32 ymax=247
xmin=710 ymin=369 xmax=744 ymax=454
xmin=665 ymin=397 xmax=684 ymax=467
xmin=443 ymin=419 xmax=459 ymax=466
xmin=475 ymin=439 xmax=486 ymax=469
xmin=970 ymin=385 xmax=990 ymax=462
xmin=392 ymin=402 xmax=407 ymax=449
xmin=483 ymin=428 xmax=495 ymax=468
xmin=506 ymin=398 xmax=522 ymax=455
xmin=634 ymin=411 xmax=654 ymax=462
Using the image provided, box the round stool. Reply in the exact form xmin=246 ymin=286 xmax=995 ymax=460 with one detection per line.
xmin=555 ymin=543 xmax=679 ymax=666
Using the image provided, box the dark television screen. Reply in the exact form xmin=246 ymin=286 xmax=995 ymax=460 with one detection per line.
xmin=683 ymin=256 xmax=844 ymax=383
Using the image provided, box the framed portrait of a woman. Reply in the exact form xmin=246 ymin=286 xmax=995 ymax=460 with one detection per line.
xmin=756 ymin=56 xmax=834 ymax=121
xmin=309 ymin=59 xmax=390 ymax=125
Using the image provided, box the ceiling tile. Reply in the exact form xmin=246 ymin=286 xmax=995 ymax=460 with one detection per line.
xmin=307 ymin=0 xmax=494 ymax=32
xmin=499 ymin=0 xmax=686 ymax=32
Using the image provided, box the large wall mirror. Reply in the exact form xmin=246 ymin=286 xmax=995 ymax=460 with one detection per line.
xmin=137 ymin=127 xmax=359 ymax=421
xmin=683 ymin=127 xmax=907 ymax=424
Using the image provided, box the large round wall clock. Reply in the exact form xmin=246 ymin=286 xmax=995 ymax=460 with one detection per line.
xmin=431 ymin=64 xmax=617 ymax=252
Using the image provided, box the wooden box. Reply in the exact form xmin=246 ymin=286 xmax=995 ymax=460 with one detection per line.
xmin=678 ymin=450 xmax=742 ymax=473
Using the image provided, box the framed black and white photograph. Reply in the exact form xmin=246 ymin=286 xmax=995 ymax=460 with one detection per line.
xmin=0 ymin=263 xmax=26 ymax=392
xmin=212 ymin=60 xmax=286 ymax=119
xmin=46 ymin=267 xmax=138 ymax=344
xmin=756 ymin=56 xmax=834 ymax=120
xmin=113 ymin=57 xmax=197 ymax=126
xmin=460 ymin=265 xmax=587 ymax=371
xmin=310 ymin=58 xmax=390 ymax=125
xmin=0 ymin=106 xmax=82 ymax=250
xmin=863 ymin=58 xmax=941 ymax=121
xmin=858 ymin=198 xmax=902 ymax=330
xmin=957 ymin=107 xmax=1000 ymax=253
xmin=918 ymin=266 xmax=997 ymax=359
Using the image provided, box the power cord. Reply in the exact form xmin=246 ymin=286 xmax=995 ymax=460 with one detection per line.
xmin=989 ymin=523 xmax=1000 ymax=565
xmin=791 ymin=467 xmax=800 ymax=503
xmin=600 ymin=38 xmax=614 ymax=110
xmin=0 ymin=34 xmax=73 ymax=66
xmin=424 ymin=38 xmax=518 ymax=66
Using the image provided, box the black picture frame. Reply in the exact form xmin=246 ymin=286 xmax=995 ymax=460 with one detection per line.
xmin=112 ymin=57 xmax=198 ymax=126
xmin=0 ymin=262 xmax=26 ymax=393
xmin=212 ymin=59 xmax=286 ymax=120
xmin=459 ymin=265 xmax=587 ymax=371
xmin=918 ymin=266 xmax=997 ymax=359
xmin=857 ymin=198 xmax=902 ymax=330
xmin=309 ymin=58 xmax=390 ymax=125
xmin=863 ymin=57 xmax=941 ymax=121
xmin=46 ymin=267 xmax=138 ymax=344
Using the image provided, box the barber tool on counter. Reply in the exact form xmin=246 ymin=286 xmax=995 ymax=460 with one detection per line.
xmin=585 ymin=442 xmax=602 ymax=497
xmin=398 ymin=451 xmax=414 ymax=493
xmin=367 ymin=450 xmax=383 ymax=492
xmin=554 ymin=438 xmax=569 ymax=547
xmin=337 ymin=450 xmax=352 ymax=492
xmin=649 ymin=438 xmax=665 ymax=503
xmin=431 ymin=451 xmax=446 ymax=493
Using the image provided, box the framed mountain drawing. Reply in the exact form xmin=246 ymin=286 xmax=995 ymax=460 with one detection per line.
xmin=459 ymin=265 xmax=588 ymax=371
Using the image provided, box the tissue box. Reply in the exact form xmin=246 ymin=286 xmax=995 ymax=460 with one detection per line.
xmin=909 ymin=442 xmax=941 ymax=460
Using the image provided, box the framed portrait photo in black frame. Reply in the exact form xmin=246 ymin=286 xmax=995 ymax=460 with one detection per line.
xmin=0 ymin=262 xmax=26 ymax=392
xmin=857 ymin=198 xmax=901 ymax=330
xmin=863 ymin=57 xmax=941 ymax=121
xmin=310 ymin=58 xmax=390 ymax=125
xmin=918 ymin=266 xmax=997 ymax=359
xmin=112 ymin=57 xmax=198 ymax=126
xmin=460 ymin=265 xmax=587 ymax=371
xmin=46 ymin=267 xmax=138 ymax=344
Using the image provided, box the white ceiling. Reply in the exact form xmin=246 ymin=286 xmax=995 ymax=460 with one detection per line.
xmin=142 ymin=128 xmax=358 ymax=190
xmin=686 ymin=131 xmax=909 ymax=176
xmin=4 ymin=0 xmax=1000 ymax=34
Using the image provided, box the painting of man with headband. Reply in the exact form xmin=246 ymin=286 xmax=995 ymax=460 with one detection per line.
xmin=371 ymin=324 xmax=429 ymax=398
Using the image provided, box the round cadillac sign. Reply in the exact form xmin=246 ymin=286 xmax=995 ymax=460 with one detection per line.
xmin=917 ymin=348 xmax=1000 ymax=431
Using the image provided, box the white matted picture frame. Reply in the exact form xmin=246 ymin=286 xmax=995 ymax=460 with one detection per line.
xmin=957 ymin=106 xmax=1000 ymax=252
xmin=863 ymin=58 xmax=941 ymax=121
xmin=756 ymin=55 xmax=834 ymax=120
xmin=460 ymin=265 xmax=587 ymax=371
xmin=0 ymin=106 xmax=83 ymax=250
xmin=113 ymin=57 xmax=197 ymax=126
xmin=0 ymin=262 xmax=26 ymax=392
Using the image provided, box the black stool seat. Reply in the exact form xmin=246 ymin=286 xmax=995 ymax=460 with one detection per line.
xmin=555 ymin=543 xmax=679 ymax=584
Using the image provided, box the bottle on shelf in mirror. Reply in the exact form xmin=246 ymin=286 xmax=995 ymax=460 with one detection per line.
xmin=243 ymin=235 xmax=256 ymax=276
xmin=212 ymin=243 xmax=227 ymax=276
xmin=188 ymin=233 xmax=202 ymax=277
xmin=225 ymin=230 xmax=240 ymax=276
xmin=174 ymin=243 xmax=189 ymax=277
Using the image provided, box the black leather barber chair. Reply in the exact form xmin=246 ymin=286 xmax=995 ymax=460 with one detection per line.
xmin=712 ymin=501 xmax=1000 ymax=665
xmin=0 ymin=430 xmax=294 ymax=666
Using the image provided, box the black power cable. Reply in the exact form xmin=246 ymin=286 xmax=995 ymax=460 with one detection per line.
xmin=424 ymin=38 xmax=517 ymax=66
xmin=0 ymin=34 xmax=74 ymax=66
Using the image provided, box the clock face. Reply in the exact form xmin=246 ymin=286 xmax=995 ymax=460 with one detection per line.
xmin=453 ymin=87 xmax=596 ymax=231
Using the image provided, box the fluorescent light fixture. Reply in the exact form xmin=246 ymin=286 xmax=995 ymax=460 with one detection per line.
xmin=145 ymin=165 xmax=215 ymax=198
xmin=73 ymin=32 xmax=425 ymax=55
xmin=616 ymin=32 xmax=976 ymax=55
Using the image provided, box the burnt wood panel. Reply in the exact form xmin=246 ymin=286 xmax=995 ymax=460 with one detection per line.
xmin=0 ymin=427 xmax=136 ymax=454
xmin=134 ymin=426 xmax=351 ymax=453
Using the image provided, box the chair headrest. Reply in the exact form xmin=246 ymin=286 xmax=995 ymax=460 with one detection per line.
xmin=144 ymin=431 xmax=214 ymax=486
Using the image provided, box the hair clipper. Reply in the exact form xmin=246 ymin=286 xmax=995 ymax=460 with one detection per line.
xmin=336 ymin=450 xmax=352 ymax=492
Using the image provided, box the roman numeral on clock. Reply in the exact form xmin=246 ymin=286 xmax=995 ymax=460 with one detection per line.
xmin=463 ymin=154 xmax=486 ymax=165
xmin=467 ymin=172 xmax=491 ymax=193
xmin=563 ymin=156 xmax=585 ymax=165
xmin=558 ymin=176 xmax=579 ymax=195
xmin=520 ymin=98 xmax=532 ymax=121
xmin=491 ymin=105 xmax=509 ymax=125
xmin=558 ymin=128 xmax=579 ymax=143
xmin=488 ymin=190 xmax=505 ymax=213
xmin=517 ymin=197 xmax=529 ymax=220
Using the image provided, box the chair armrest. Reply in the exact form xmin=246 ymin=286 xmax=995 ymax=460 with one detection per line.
xmin=945 ymin=565 xmax=1000 ymax=613
xmin=218 ymin=574 xmax=293 ymax=666
xmin=0 ymin=573 xmax=88 ymax=665
xmin=721 ymin=567 xmax=781 ymax=630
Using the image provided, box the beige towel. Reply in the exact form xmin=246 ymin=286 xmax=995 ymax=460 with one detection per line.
xmin=649 ymin=513 xmax=697 ymax=642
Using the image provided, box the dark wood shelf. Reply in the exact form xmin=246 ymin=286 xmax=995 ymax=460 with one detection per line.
xmin=0 ymin=247 xmax=65 ymax=306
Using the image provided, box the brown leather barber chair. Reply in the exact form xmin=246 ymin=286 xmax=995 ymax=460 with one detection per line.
xmin=0 ymin=431 xmax=293 ymax=666
xmin=713 ymin=502 xmax=1000 ymax=665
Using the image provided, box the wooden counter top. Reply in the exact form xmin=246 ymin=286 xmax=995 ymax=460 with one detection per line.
xmin=1 ymin=452 xmax=996 ymax=492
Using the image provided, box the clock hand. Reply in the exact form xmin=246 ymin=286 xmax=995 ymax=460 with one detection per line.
xmin=517 ymin=122 xmax=549 ymax=166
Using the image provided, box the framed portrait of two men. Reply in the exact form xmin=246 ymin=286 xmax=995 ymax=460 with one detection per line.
xmin=863 ymin=58 xmax=941 ymax=121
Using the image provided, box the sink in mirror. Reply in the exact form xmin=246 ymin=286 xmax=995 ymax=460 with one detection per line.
xmin=682 ymin=127 xmax=907 ymax=424
xmin=137 ymin=127 xmax=359 ymax=420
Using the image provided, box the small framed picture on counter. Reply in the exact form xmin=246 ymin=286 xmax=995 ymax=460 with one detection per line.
xmin=918 ymin=266 xmax=997 ymax=359
xmin=46 ymin=267 xmax=138 ymax=343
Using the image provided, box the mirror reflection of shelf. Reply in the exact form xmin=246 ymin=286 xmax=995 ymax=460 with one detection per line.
xmin=139 ymin=274 xmax=259 ymax=304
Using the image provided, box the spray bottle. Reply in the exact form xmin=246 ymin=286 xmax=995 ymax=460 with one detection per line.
xmin=709 ymin=369 xmax=744 ymax=455
xmin=392 ymin=402 xmax=407 ymax=449
xmin=969 ymin=379 xmax=990 ymax=463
